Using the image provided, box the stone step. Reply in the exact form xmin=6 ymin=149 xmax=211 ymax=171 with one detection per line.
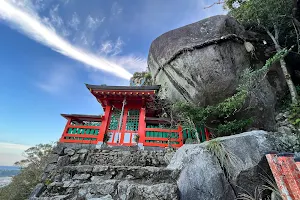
xmin=85 ymin=150 xmax=170 ymax=167
xmin=40 ymin=180 xmax=178 ymax=200
xmin=60 ymin=165 xmax=178 ymax=184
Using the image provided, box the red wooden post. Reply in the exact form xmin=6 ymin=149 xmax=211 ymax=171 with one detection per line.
xmin=120 ymin=107 xmax=128 ymax=144
xmin=178 ymin=125 xmax=183 ymax=147
xmin=138 ymin=107 xmax=146 ymax=145
xmin=205 ymin=127 xmax=210 ymax=141
xmin=98 ymin=105 xmax=111 ymax=143
xmin=59 ymin=117 xmax=71 ymax=142
xmin=266 ymin=154 xmax=300 ymax=200
xmin=277 ymin=155 xmax=300 ymax=199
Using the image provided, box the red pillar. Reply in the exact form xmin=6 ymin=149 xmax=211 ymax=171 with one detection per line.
xmin=205 ymin=128 xmax=210 ymax=141
xmin=178 ymin=125 xmax=183 ymax=147
xmin=59 ymin=118 xmax=71 ymax=142
xmin=120 ymin=107 xmax=129 ymax=144
xmin=98 ymin=105 xmax=111 ymax=143
xmin=138 ymin=107 xmax=146 ymax=145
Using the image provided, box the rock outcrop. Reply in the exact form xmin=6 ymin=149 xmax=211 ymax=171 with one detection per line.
xmin=30 ymin=146 xmax=178 ymax=200
xmin=148 ymin=15 xmax=277 ymax=130
xmin=167 ymin=130 xmax=297 ymax=200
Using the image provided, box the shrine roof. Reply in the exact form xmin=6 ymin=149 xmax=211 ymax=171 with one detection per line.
xmin=85 ymin=84 xmax=160 ymax=92
xmin=61 ymin=114 xmax=103 ymax=121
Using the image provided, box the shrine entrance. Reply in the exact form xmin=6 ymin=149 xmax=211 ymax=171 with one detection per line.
xmin=106 ymin=105 xmax=140 ymax=146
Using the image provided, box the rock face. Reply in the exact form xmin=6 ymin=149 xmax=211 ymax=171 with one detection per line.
xmin=30 ymin=145 xmax=178 ymax=200
xmin=148 ymin=15 xmax=277 ymax=130
xmin=167 ymin=130 xmax=297 ymax=200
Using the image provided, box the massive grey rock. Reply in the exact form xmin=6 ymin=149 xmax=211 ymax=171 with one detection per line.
xmin=148 ymin=15 xmax=276 ymax=130
xmin=167 ymin=131 xmax=277 ymax=200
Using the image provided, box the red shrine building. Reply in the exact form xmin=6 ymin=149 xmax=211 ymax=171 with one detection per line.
xmin=59 ymin=84 xmax=210 ymax=148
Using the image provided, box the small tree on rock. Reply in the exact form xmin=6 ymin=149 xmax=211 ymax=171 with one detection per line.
xmin=207 ymin=0 xmax=299 ymax=104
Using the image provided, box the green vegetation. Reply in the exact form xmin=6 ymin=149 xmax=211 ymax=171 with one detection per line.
xmin=224 ymin=0 xmax=299 ymax=104
xmin=103 ymin=133 xmax=111 ymax=144
xmin=215 ymin=118 xmax=253 ymax=137
xmin=206 ymin=139 xmax=237 ymax=178
xmin=0 ymin=144 xmax=53 ymax=200
xmin=133 ymin=134 xmax=140 ymax=144
xmin=175 ymin=49 xmax=289 ymax=138
xmin=130 ymin=71 xmax=153 ymax=86
xmin=289 ymin=102 xmax=300 ymax=128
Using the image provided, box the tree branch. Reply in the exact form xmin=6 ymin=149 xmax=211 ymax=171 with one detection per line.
xmin=204 ymin=1 xmax=225 ymax=9
xmin=292 ymin=19 xmax=300 ymax=53
xmin=274 ymin=24 xmax=279 ymax=41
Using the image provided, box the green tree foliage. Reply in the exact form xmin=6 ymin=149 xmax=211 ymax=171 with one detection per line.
xmin=224 ymin=0 xmax=299 ymax=103
xmin=0 ymin=144 xmax=53 ymax=200
xmin=130 ymin=71 xmax=152 ymax=86
xmin=289 ymin=102 xmax=300 ymax=128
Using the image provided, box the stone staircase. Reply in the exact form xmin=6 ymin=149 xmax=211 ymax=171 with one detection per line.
xmin=30 ymin=145 xmax=179 ymax=200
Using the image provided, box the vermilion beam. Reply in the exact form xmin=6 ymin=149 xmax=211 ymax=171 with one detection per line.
xmin=266 ymin=154 xmax=300 ymax=200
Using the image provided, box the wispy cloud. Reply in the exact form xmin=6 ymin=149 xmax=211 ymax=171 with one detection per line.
xmin=0 ymin=0 xmax=132 ymax=80
xmin=0 ymin=142 xmax=31 ymax=151
xmin=0 ymin=142 xmax=31 ymax=165
xmin=68 ymin=12 xmax=80 ymax=30
xmin=111 ymin=55 xmax=147 ymax=72
xmin=86 ymin=15 xmax=105 ymax=29
xmin=99 ymin=37 xmax=124 ymax=56
xmin=111 ymin=2 xmax=123 ymax=16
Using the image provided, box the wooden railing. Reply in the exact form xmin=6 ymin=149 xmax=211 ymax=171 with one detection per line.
xmin=144 ymin=126 xmax=183 ymax=148
xmin=60 ymin=124 xmax=101 ymax=144
xmin=106 ymin=130 xmax=138 ymax=146
xmin=182 ymin=127 xmax=210 ymax=143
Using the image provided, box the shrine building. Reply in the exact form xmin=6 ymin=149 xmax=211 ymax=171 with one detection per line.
xmin=59 ymin=84 xmax=210 ymax=148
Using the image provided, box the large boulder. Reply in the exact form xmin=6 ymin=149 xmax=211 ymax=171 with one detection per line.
xmin=167 ymin=131 xmax=284 ymax=200
xmin=148 ymin=15 xmax=276 ymax=130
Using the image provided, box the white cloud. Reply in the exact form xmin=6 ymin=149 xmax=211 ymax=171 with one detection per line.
xmin=49 ymin=4 xmax=63 ymax=27
xmin=111 ymin=55 xmax=147 ymax=72
xmin=68 ymin=12 xmax=80 ymax=30
xmin=86 ymin=15 xmax=105 ymax=29
xmin=0 ymin=142 xmax=31 ymax=165
xmin=112 ymin=37 xmax=124 ymax=56
xmin=99 ymin=37 xmax=124 ymax=56
xmin=0 ymin=0 xmax=132 ymax=80
xmin=99 ymin=40 xmax=113 ymax=55
xmin=0 ymin=142 xmax=31 ymax=151
xmin=111 ymin=2 xmax=123 ymax=16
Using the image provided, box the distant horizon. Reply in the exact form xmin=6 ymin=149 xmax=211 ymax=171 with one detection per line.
xmin=0 ymin=166 xmax=20 ymax=170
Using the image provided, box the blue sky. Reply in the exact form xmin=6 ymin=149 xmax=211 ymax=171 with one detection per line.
xmin=0 ymin=0 xmax=224 ymax=165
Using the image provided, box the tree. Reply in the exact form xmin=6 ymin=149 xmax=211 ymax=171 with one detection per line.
xmin=224 ymin=0 xmax=299 ymax=104
xmin=0 ymin=143 xmax=53 ymax=200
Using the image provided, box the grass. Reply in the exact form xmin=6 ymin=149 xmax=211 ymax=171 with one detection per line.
xmin=236 ymin=174 xmax=282 ymax=200
xmin=206 ymin=139 xmax=238 ymax=179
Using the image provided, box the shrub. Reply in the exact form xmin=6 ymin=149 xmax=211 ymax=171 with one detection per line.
xmin=215 ymin=118 xmax=253 ymax=137
xmin=289 ymin=102 xmax=300 ymax=128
